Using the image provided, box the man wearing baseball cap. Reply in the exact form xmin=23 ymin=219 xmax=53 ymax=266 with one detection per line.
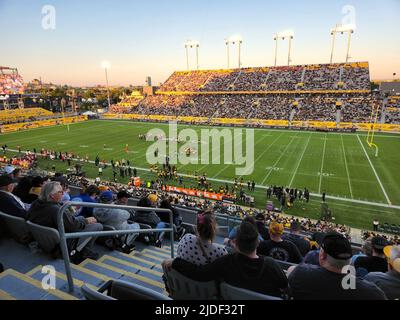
xmin=364 ymin=245 xmax=400 ymax=300
xmin=283 ymin=220 xmax=310 ymax=256
xmin=354 ymin=236 xmax=389 ymax=274
xmin=287 ymin=232 xmax=387 ymax=300
xmin=0 ymin=174 xmax=27 ymax=219
xmin=93 ymin=190 xmax=140 ymax=253
xmin=257 ymin=221 xmax=303 ymax=264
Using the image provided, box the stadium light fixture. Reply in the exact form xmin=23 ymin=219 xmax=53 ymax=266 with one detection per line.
xmin=226 ymin=35 xmax=243 ymax=68
xmin=274 ymin=30 xmax=294 ymax=66
xmin=184 ymin=40 xmax=200 ymax=70
xmin=101 ymin=60 xmax=111 ymax=110
xmin=330 ymin=24 xmax=355 ymax=63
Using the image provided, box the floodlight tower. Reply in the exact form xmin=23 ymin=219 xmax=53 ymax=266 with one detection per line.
xmin=225 ymin=36 xmax=243 ymax=68
xmin=330 ymin=24 xmax=355 ymax=63
xmin=225 ymin=39 xmax=230 ymax=68
xmin=273 ymin=34 xmax=279 ymax=67
xmin=274 ymin=31 xmax=294 ymax=66
xmin=184 ymin=40 xmax=200 ymax=70
xmin=287 ymin=34 xmax=294 ymax=66
xmin=101 ymin=61 xmax=111 ymax=110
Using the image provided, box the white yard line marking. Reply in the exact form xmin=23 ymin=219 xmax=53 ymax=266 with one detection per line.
xmin=341 ymin=134 xmax=354 ymax=199
xmin=318 ymin=134 xmax=327 ymax=194
xmin=356 ymin=134 xmax=391 ymax=205
xmin=289 ymin=134 xmax=312 ymax=188
xmin=212 ymin=131 xmax=285 ymax=179
xmin=262 ymin=132 xmax=299 ymax=185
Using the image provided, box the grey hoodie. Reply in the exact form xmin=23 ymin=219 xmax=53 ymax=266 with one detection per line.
xmin=93 ymin=207 xmax=130 ymax=230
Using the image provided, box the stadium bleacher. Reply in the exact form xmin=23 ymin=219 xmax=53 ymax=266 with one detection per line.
xmin=105 ymin=61 xmax=400 ymax=129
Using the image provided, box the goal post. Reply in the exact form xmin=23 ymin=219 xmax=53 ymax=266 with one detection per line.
xmin=366 ymin=102 xmax=380 ymax=157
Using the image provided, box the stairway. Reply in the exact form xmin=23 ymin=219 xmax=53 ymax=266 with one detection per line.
xmin=336 ymin=108 xmax=341 ymax=126
xmin=0 ymin=244 xmax=178 ymax=300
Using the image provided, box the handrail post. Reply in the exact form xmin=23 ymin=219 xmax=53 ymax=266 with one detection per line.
xmin=57 ymin=201 xmax=175 ymax=293
xmin=58 ymin=202 xmax=75 ymax=293
xmin=169 ymin=209 xmax=174 ymax=258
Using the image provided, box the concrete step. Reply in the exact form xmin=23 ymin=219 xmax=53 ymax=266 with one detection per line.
xmin=0 ymin=289 xmax=16 ymax=300
xmin=80 ymin=259 xmax=165 ymax=294
xmin=108 ymin=251 xmax=162 ymax=271
xmin=26 ymin=265 xmax=98 ymax=299
xmin=142 ymin=248 xmax=173 ymax=259
xmin=99 ymin=255 xmax=163 ymax=281
xmin=0 ymin=269 xmax=77 ymax=300
xmin=131 ymin=251 xmax=165 ymax=264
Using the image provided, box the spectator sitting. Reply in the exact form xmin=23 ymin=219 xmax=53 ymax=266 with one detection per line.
xmin=24 ymin=176 xmax=45 ymax=204
xmin=74 ymin=185 xmax=99 ymax=218
xmin=133 ymin=194 xmax=168 ymax=247
xmin=255 ymin=212 xmax=270 ymax=241
xmin=351 ymin=239 xmax=372 ymax=272
xmin=283 ymin=221 xmax=311 ymax=256
xmin=224 ymin=216 xmax=263 ymax=251
xmin=93 ymin=191 xmax=140 ymax=253
xmin=12 ymin=176 xmax=32 ymax=204
xmin=28 ymin=181 xmax=103 ymax=260
xmin=364 ymin=245 xmax=400 ymax=300
xmin=0 ymin=175 xmax=27 ymax=219
xmin=163 ymin=221 xmax=288 ymax=297
xmin=53 ymin=175 xmax=71 ymax=202
xmin=177 ymin=210 xmax=228 ymax=266
xmin=257 ymin=221 xmax=303 ymax=264
xmin=115 ymin=190 xmax=135 ymax=220
xmin=287 ymin=232 xmax=387 ymax=300
xmin=158 ymin=197 xmax=185 ymax=240
xmin=354 ymin=236 xmax=389 ymax=274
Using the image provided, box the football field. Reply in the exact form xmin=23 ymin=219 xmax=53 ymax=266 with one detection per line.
xmin=1 ymin=119 xmax=400 ymax=230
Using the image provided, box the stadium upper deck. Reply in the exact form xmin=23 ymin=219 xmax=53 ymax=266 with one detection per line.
xmin=157 ymin=62 xmax=370 ymax=93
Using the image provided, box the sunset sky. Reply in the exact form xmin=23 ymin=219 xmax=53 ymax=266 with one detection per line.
xmin=1 ymin=0 xmax=399 ymax=86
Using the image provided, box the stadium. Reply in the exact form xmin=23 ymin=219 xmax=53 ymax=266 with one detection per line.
xmin=0 ymin=0 xmax=400 ymax=303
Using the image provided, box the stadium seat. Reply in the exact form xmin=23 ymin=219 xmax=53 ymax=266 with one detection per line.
xmin=81 ymin=279 xmax=171 ymax=300
xmin=0 ymin=211 xmax=31 ymax=244
xmin=127 ymin=197 xmax=141 ymax=207
xmin=220 ymin=282 xmax=283 ymax=300
xmin=162 ymin=266 xmax=218 ymax=300
xmin=26 ymin=221 xmax=60 ymax=254
xmin=173 ymin=206 xmax=198 ymax=233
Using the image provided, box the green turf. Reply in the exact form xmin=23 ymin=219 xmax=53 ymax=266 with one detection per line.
xmin=1 ymin=119 xmax=399 ymax=231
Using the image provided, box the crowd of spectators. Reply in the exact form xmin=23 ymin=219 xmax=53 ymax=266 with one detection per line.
xmin=0 ymin=108 xmax=53 ymax=125
xmin=157 ymin=62 xmax=371 ymax=93
xmin=0 ymin=72 xmax=24 ymax=95
xmin=2 ymin=162 xmax=400 ymax=299
xmin=134 ymin=93 xmax=386 ymax=124
xmin=163 ymin=215 xmax=399 ymax=299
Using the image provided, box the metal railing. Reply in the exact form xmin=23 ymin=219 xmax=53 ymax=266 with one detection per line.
xmin=57 ymin=201 xmax=175 ymax=293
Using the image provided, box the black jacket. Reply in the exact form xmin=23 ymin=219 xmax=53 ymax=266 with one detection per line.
xmin=172 ymin=253 xmax=288 ymax=297
xmin=0 ymin=191 xmax=27 ymax=219
xmin=27 ymin=199 xmax=86 ymax=232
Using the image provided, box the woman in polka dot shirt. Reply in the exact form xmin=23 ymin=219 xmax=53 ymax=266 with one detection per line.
xmin=177 ymin=210 xmax=228 ymax=266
